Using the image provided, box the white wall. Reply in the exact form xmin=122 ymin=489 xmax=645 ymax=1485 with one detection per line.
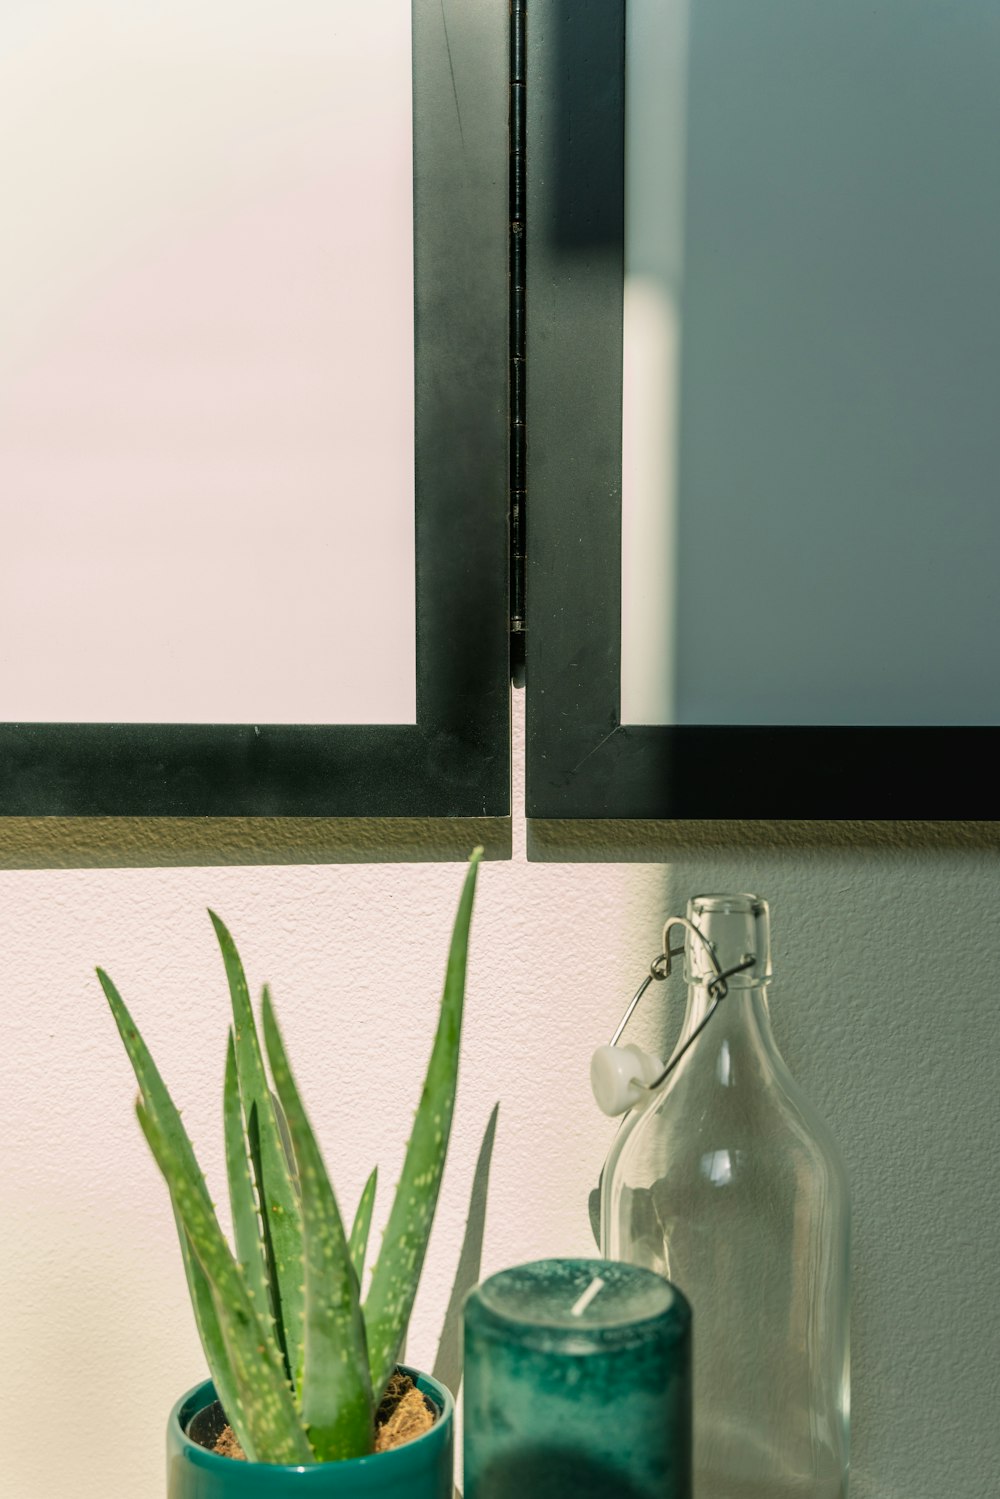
xmin=1 ymin=698 xmax=998 ymax=1499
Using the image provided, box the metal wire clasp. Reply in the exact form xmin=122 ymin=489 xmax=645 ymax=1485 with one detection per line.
xmin=606 ymin=915 xmax=756 ymax=1096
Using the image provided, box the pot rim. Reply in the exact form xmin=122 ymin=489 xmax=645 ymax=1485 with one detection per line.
xmin=170 ymin=1365 xmax=454 ymax=1477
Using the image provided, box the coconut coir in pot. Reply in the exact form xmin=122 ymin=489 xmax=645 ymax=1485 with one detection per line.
xmin=208 ymin=1373 xmax=436 ymax=1460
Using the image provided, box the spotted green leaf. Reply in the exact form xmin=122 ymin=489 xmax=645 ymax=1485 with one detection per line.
xmin=263 ymin=991 xmax=373 ymax=1461
xmin=363 ymin=847 xmax=482 ymax=1399
xmin=210 ymin=912 xmax=304 ymax=1392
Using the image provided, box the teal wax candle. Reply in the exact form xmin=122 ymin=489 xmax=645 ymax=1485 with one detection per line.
xmin=463 ymin=1259 xmax=691 ymax=1499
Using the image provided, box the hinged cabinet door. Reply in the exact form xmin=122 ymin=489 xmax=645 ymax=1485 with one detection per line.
xmin=525 ymin=0 xmax=1000 ymax=820
xmin=0 ymin=0 xmax=510 ymax=824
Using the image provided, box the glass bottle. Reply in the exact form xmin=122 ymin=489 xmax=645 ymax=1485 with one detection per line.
xmin=601 ymin=894 xmax=850 ymax=1499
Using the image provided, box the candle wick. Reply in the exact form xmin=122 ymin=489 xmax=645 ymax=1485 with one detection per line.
xmin=570 ymin=1276 xmax=606 ymax=1318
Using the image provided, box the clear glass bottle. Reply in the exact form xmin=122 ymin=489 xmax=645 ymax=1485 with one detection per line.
xmin=601 ymin=894 xmax=850 ymax=1499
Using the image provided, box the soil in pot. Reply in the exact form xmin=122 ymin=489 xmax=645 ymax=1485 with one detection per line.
xmin=188 ymin=1374 xmax=436 ymax=1462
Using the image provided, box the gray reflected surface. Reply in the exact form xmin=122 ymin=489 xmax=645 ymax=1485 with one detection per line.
xmin=623 ymin=0 xmax=1000 ymax=726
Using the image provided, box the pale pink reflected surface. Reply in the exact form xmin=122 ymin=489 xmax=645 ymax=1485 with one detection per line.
xmin=0 ymin=3 xmax=415 ymax=723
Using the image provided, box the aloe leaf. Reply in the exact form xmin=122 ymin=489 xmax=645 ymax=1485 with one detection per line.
xmin=348 ymin=1167 xmax=378 ymax=1288
xmin=270 ymin=1088 xmax=299 ymax=1190
xmin=99 ymin=968 xmax=250 ymax=1440
xmin=209 ymin=913 xmax=304 ymax=1392
xmin=174 ymin=1210 xmax=250 ymax=1452
xmin=244 ymin=1095 xmax=302 ymax=1396
xmin=135 ymin=1098 xmax=313 ymax=1465
xmin=99 ymin=968 xmax=210 ymax=1203
xmin=224 ymin=1032 xmax=272 ymax=1329
xmin=262 ymin=991 xmax=374 ymax=1462
xmin=363 ymin=848 xmax=482 ymax=1399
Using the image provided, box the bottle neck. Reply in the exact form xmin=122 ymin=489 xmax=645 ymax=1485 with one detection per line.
xmin=675 ymin=893 xmax=779 ymax=1080
xmin=676 ymin=981 xmax=783 ymax=1079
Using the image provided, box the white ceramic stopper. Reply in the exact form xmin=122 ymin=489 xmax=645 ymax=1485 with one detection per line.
xmin=590 ymin=1043 xmax=665 ymax=1118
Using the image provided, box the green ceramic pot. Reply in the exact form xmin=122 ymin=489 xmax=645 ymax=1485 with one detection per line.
xmin=167 ymin=1368 xmax=454 ymax=1499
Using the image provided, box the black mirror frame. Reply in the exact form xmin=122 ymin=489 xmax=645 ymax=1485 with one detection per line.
xmin=524 ymin=0 xmax=1000 ymax=821
xmin=0 ymin=0 xmax=510 ymax=823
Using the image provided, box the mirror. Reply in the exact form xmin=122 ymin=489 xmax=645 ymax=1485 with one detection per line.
xmin=525 ymin=0 xmax=1000 ymax=820
xmin=0 ymin=0 xmax=511 ymax=829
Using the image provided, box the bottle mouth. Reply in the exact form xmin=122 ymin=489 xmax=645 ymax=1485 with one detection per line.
xmin=684 ymin=893 xmax=772 ymax=986
xmin=689 ymin=893 xmax=767 ymax=918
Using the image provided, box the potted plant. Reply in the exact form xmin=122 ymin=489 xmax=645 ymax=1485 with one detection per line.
xmin=100 ymin=850 xmax=482 ymax=1498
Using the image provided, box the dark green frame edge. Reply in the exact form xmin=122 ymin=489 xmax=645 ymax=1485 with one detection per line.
xmin=524 ymin=0 xmax=1000 ymax=822
xmin=0 ymin=0 xmax=511 ymax=825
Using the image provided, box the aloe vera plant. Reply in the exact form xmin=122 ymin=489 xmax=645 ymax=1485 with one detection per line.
xmin=100 ymin=849 xmax=482 ymax=1464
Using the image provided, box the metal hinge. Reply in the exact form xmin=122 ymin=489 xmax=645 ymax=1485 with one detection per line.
xmin=509 ymin=0 xmax=527 ymax=687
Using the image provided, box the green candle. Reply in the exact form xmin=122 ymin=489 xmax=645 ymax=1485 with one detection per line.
xmin=463 ymin=1259 xmax=691 ymax=1499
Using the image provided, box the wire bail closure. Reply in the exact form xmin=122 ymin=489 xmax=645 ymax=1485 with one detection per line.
xmin=592 ymin=915 xmax=757 ymax=1117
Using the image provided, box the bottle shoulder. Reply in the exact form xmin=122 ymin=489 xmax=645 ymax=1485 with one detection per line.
xmin=614 ymin=1039 xmax=849 ymax=1192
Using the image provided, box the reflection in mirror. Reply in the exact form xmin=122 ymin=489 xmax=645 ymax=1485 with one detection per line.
xmin=621 ymin=0 xmax=689 ymax=727
xmin=1 ymin=2 xmax=415 ymax=724
xmin=621 ymin=0 xmax=1000 ymax=728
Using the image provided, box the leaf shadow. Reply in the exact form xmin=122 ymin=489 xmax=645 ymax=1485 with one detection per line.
xmin=431 ymin=1101 xmax=500 ymax=1499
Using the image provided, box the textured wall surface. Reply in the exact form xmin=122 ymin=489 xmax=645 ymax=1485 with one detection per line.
xmin=1 ymin=700 xmax=997 ymax=1499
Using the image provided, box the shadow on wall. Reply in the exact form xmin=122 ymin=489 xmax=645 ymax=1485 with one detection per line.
xmin=527 ymin=821 xmax=1000 ymax=861
xmin=430 ymin=1102 xmax=500 ymax=1499
xmin=588 ymin=869 xmax=676 ymax=1249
